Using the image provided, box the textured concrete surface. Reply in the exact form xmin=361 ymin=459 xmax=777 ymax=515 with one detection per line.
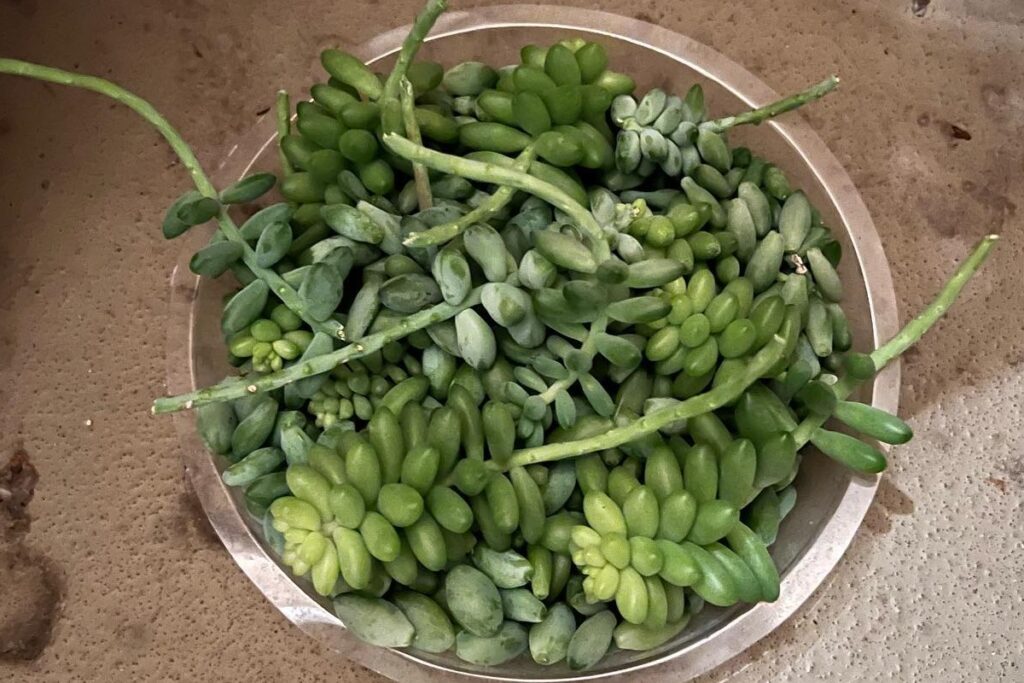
xmin=1 ymin=0 xmax=1022 ymax=681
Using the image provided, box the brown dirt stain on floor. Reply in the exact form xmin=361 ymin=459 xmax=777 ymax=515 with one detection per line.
xmin=0 ymin=448 xmax=65 ymax=662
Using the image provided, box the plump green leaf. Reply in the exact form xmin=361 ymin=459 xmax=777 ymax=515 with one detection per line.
xmin=534 ymin=230 xmax=597 ymax=274
xmin=464 ymin=224 xmax=510 ymax=282
xmin=254 ymin=221 xmax=293 ymax=267
xmin=379 ymin=273 xmax=442 ymax=314
xmin=481 ymin=283 xmax=531 ymax=328
xmin=239 ymin=203 xmax=292 ymax=241
xmin=220 ymin=172 xmax=277 ymax=204
xmin=190 ymin=241 xmax=243 ymax=277
xmin=221 ymin=279 xmax=270 ymax=335
xmin=432 ymin=246 xmax=473 ymax=305
xmin=322 ymin=203 xmax=385 ymax=244
xmin=163 ymin=190 xmax=220 ymax=238
xmin=298 ymin=262 xmax=343 ymax=322
xmin=455 ymin=309 xmax=497 ymax=370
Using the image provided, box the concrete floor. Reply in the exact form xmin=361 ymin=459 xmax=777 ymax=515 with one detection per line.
xmin=1 ymin=0 xmax=1022 ymax=680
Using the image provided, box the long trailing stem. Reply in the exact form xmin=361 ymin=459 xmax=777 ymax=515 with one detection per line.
xmin=0 ymin=58 xmax=344 ymax=340
xmin=702 ymin=75 xmax=839 ymax=133
xmin=508 ymin=327 xmax=792 ymax=467
xmin=275 ymin=90 xmax=293 ymax=175
xmin=381 ymin=0 xmax=448 ymax=103
xmin=399 ymin=78 xmax=433 ymax=211
xmin=404 ymin=146 xmax=536 ymax=247
xmin=508 ymin=234 xmax=998 ymax=468
xmin=0 ymin=59 xmax=215 ymax=194
xmin=153 ymin=288 xmax=482 ymax=414
xmin=790 ymin=234 xmax=999 ymax=447
xmin=869 ymin=235 xmax=998 ymax=367
xmin=385 ymin=133 xmax=611 ymax=261
xmin=378 ymin=0 xmax=448 ymax=137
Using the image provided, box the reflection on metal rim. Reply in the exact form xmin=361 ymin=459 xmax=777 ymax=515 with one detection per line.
xmin=166 ymin=6 xmax=899 ymax=682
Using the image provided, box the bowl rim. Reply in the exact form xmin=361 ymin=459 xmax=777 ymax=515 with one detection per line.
xmin=165 ymin=5 xmax=901 ymax=681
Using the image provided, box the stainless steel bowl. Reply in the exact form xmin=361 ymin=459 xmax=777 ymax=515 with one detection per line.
xmin=165 ymin=5 xmax=900 ymax=681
